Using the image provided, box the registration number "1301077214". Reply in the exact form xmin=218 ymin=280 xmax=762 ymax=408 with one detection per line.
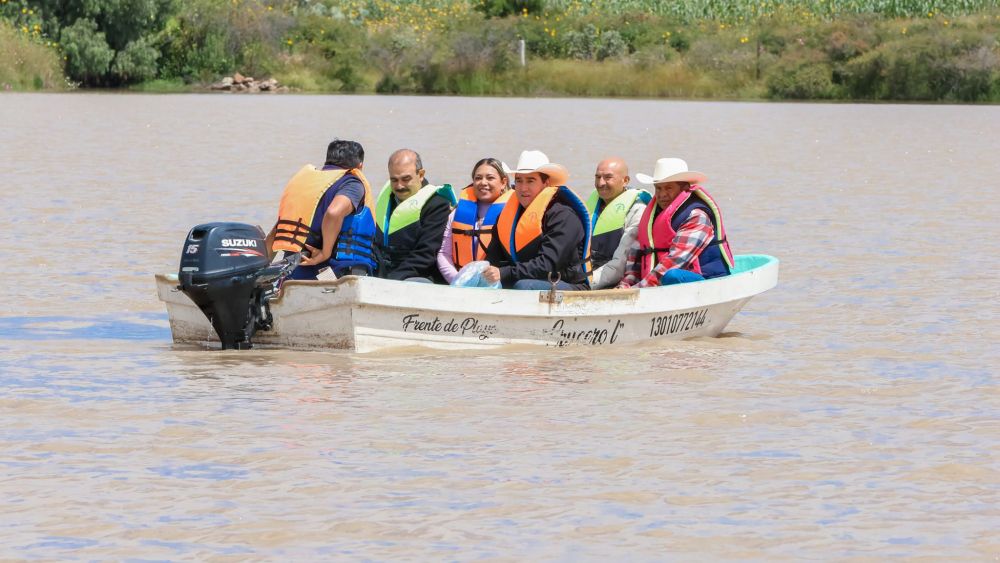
xmin=649 ymin=309 xmax=708 ymax=337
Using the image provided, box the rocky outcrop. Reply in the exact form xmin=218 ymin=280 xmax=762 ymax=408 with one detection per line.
xmin=210 ymin=73 xmax=289 ymax=93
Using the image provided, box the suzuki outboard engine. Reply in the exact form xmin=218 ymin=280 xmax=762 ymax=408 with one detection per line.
xmin=177 ymin=222 xmax=297 ymax=350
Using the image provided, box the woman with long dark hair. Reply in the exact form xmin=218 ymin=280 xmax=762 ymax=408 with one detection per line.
xmin=437 ymin=157 xmax=511 ymax=284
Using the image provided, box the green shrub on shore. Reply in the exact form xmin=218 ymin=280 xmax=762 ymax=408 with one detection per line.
xmin=287 ymin=14 xmax=370 ymax=91
xmin=767 ymin=59 xmax=837 ymax=99
xmin=59 ymin=18 xmax=115 ymax=84
xmin=841 ymin=26 xmax=1000 ymax=101
xmin=159 ymin=0 xmax=294 ymax=83
xmin=0 ymin=21 xmax=64 ymax=90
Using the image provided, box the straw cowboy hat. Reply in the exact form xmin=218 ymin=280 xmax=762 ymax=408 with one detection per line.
xmin=635 ymin=158 xmax=707 ymax=185
xmin=504 ymin=150 xmax=569 ymax=187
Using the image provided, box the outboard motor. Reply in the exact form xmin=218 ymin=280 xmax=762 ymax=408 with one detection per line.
xmin=177 ymin=222 xmax=298 ymax=350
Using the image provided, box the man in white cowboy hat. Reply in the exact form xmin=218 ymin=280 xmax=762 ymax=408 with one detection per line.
xmin=585 ymin=157 xmax=651 ymax=289
xmin=617 ymin=157 xmax=735 ymax=288
xmin=481 ymin=150 xmax=592 ymax=290
xmin=374 ymin=148 xmax=457 ymax=283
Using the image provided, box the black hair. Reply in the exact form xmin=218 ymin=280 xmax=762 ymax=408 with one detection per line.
xmin=325 ymin=139 xmax=365 ymax=169
xmin=471 ymin=157 xmax=509 ymax=185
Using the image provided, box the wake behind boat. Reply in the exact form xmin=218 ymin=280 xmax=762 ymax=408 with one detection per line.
xmin=154 ymin=221 xmax=778 ymax=352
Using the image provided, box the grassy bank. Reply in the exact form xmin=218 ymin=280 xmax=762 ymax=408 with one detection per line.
xmin=0 ymin=21 xmax=64 ymax=91
xmin=3 ymin=1 xmax=1000 ymax=101
xmin=280 ymin=5 xmax=1000 ymax=102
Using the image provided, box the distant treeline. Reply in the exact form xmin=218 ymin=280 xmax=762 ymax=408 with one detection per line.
xmin=2 ymin=0 xmax=999 ymax=101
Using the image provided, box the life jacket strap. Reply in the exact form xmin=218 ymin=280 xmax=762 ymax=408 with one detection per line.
xmin=276 ymin=218 xmax=311 ymax=230
xmin=637 ymin=246 xmax=670 ymax=257
xmin=337 ymin=247 xmax=375 ymax=260
xmin=274 ymin=219 xmax=316 ymax=247
xmin=336 ymin=233 xmax=371 ymax=246
xmin=272 ymin=236 xmax=302 ymax=249
xmin=640 ymin=236 xmax=725 ymax=254
xmin=452 ymin=227 xmax=487 ymax=236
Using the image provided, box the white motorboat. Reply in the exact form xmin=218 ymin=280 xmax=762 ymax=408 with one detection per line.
xmin=156 ymin=232 xmax=778 ymax=352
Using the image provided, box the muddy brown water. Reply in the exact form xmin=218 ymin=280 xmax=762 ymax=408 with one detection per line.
xmin=0 ymin=93 xmax=997 ymax=559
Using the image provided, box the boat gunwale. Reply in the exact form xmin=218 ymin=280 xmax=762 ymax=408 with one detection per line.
xmin=155 ymin=254 xmax=778 ymax=319
xmin=155 ymin=254 xmax=777 ymax=295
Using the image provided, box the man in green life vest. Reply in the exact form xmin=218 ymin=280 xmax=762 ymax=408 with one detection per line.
xmin=374 ymin=149 xmax=457 ymax=283
xmin=586 ymin=157 xmax=651 ymax=289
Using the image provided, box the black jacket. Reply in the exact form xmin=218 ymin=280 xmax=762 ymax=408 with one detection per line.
xmin=485 ymin=198 xmax=589 ymax=289
xmin=375 ymin=193 xmax=452 ymax=282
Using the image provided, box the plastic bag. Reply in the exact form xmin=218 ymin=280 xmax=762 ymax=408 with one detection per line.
xmin=452 ymin=260 xmax=501 ymax=289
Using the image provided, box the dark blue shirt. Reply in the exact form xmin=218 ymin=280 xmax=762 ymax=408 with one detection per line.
xmin=308 ymin=165 xmax=365 ymax=243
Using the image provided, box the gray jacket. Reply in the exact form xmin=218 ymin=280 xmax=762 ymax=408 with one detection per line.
xmin=590 ymin=201 xmax=647 ymax=289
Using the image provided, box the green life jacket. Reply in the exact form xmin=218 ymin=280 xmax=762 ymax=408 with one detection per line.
xmin=585 ymin=187 xmax=651 ymax=269
xmin=375 ymin=182 xmax=457 ymax=238
xmin=374 ymin=183 xmax=457 ymax=276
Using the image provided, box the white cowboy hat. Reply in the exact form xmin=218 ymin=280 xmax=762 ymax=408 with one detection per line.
xmin=503 ymin=150 xmax=569 ymax=187
xmin=635 ymin=157 xmax=707 ymax=185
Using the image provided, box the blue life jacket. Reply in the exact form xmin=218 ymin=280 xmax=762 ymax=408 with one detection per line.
xmin=330 ymin=204 xmax=376 ymax=274
xmin=671 ymin=198 xmax=729 ymax=279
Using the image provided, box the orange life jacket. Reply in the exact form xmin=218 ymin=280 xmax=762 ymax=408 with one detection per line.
xmin=272 ymin=165 xmax=374 ymax=253
xmin=495 ymin=186 xmax=592 ymax=279
xmin=450 ymin=185 xmax=512 ymax=269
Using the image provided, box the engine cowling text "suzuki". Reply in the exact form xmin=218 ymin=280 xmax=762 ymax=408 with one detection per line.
xmin=401 ymin=314 xmax=497 ymax=340
xmin=221 ymin=239 xmax=258 ymax=247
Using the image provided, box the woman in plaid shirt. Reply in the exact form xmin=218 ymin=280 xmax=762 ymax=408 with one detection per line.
xmin=617 ymin=158 xmax=734 ymax=289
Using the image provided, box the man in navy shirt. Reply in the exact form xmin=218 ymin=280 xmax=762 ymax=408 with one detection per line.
xmin=267 ymin=139 xmax=378 ymax=279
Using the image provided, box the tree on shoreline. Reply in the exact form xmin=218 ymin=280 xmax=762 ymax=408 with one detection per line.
xmin=1 ymin=0 xmax=172 ymax=85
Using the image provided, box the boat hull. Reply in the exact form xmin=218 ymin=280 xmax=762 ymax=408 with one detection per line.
xmin=156 ymin=255 xmax=778 ymax=352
